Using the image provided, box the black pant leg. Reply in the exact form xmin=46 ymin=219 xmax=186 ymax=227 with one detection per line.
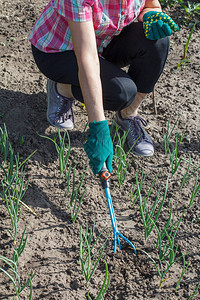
xmin=102 ymin=22 xmax=170 ymax=93
xmin=31 ymin=45 xmax=137 ymax=111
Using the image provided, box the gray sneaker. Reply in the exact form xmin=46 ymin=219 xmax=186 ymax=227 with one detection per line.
xmin=115 ymin=112 xmax=154 ymax=156
xmin=47 ymin=79 xmax=75 ymax=130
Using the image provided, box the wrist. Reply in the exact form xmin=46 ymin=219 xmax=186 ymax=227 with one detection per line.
xmin=138 ymin=8 xmax=162 ymax=22
xmin=88 ymin=113 xmax=105 ymax=123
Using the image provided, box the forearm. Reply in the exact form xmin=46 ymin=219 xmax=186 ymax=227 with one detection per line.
xmin=68 ymin=19 xmax=105 ymax=123
xmin=78 ymin=56 xmax=105 ymax=123
xmin=137 ymin=0 xmax=162 ymax=22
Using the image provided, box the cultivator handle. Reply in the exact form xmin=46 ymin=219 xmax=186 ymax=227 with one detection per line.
xmin=99 ymin=163 xmax=111 ymax=189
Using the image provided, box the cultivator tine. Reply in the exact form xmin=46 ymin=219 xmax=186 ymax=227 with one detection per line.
xmin=99 ymin=163 xmax=136 ymax=254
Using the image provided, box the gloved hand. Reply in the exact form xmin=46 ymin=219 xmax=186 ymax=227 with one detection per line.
xmin=143 ymin=11 xmax=179 ymax=40
xmin=84 ymin=120 xmax=113 ymax=174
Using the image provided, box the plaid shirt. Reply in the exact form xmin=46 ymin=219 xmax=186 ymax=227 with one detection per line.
xmin=29 ymin=0 xmax=146 ymax=54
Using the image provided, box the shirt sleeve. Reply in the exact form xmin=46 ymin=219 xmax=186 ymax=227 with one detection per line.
xmin=52 ymin=0 xmax=94 ymax=22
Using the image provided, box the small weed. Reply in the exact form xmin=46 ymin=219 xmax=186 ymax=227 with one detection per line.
xmin=159 ymin=0 xmax=183 ymax=7
xmin=20 ymin=136 xmax=25 ymax=146
xmin=181 ymin=2 xmax=200 ymax=25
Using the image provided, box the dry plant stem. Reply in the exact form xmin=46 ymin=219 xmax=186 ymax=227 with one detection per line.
xmin=7 ymin=196 xmax=37 ymax=218
xmin=18 ymin=199 xmax=38 ymax=217
xmin=152 ymin=89 xmax=157 ymax=114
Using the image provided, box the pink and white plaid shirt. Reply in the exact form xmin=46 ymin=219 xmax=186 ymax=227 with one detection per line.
xmin=29 ymin=0 xmax=146 ymax=54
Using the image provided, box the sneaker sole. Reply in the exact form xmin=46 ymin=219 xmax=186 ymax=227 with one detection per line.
xmin=47 ymin=115 xmax=74 ymax=130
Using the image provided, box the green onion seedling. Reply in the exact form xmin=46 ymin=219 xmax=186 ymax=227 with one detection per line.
xmin=79 ymin=222 xmax=110 ymax=286
xmin=0 ymin=228 xmax=36 ymax=299
xmin=179 ymin=157 xmax=200 ymax=190
xmin=39 ymin=129 xmax=71 ymax=178
xmin=130 ymin=169 xmax=146 ymax=206
xmin=189 ymin=174 xmax=200 ymax=208
xmin=136 ymin=173 xmax=169 ymax=241
xmin=177 ymin=22 xmax=197 ymax=69
xmin=187 ymin=281 xmax=200 ymax=300
xmin=87 ymin=260 xmax=110 ymax=300
xmin=112 ymin=124 xmax=136 ymax=188
xmin=68 ymin=162 xmax=88 ymax=223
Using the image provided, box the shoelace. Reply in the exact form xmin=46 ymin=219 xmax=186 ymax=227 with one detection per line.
xmin=55 ymin=97 xmax=74 ymax=123
xmin=128 ymin=116 xmax=153 ymax=145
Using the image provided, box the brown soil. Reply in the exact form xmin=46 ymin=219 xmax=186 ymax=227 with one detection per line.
xmin=0 ymin=1 xmax=199 ymax=299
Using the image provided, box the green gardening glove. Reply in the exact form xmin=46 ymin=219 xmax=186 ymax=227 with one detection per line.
xmin=84 ymin=120 xmax=113 ymax=174
xmin=143 ymin=11 xmax=179 ymax=40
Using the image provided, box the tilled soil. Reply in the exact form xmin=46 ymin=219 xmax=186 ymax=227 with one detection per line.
xmin=0 ymin=1 xmax=200 ymax=299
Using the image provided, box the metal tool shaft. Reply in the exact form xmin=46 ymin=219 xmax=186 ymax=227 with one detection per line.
xmin=99 ymin=163 xmax=136 ymax=254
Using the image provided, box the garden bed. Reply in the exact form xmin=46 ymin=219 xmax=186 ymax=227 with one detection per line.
xmin=0 ymin=0 xmax=199 ymax=299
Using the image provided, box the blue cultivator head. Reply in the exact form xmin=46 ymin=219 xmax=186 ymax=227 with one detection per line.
xmin=99 ymin=163 xmax=137 ymax=254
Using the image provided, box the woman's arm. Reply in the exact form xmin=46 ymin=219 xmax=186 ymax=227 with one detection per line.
xmin=137 ymin=0 xmax=162 ymax=22
xmin=67 ymin=19 xmax=105 ymax=123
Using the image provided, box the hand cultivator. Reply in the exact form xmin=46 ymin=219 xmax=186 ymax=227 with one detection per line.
xmin=99 ymin=163 xmax=137 ymax=254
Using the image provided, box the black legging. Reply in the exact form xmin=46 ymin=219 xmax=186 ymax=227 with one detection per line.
xmin=31 ymin=22 xmax=170 ymax=111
